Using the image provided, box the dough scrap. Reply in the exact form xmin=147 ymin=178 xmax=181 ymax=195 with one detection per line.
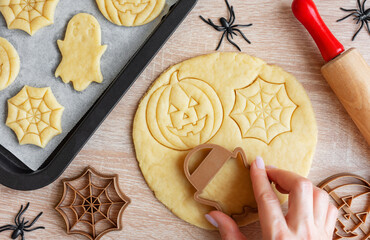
xmin=55 ymin=13 xmax=107 ymax=92
xmin=0 ymin=0 xmax=59 ymax=35
xmin=0 ymin=37 xmax=20 ymax=90
xmin=133 ymin=53 xmax=318 ymax=229
xmin=6 ymin=86 xmax=64 ymax=148
xmin=96 ymin=0 xmax=165 ymax=26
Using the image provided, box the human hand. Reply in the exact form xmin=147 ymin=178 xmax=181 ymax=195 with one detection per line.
xmin=205 ymin=157 xmax=338 ymax=240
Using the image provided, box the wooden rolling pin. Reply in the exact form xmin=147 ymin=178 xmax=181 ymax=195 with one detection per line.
xmin=292 ymin=0 xmax=370 ymax=146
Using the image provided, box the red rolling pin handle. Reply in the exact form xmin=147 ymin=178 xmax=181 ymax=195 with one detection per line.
xmin=292 ymin=0 xmax=345 ymax=62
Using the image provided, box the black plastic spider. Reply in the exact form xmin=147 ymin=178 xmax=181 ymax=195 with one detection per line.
xmin=337 ymin=0 xmax=370 ymax=40
xmin=200 ymin=0 xmax=252 ymax=51
xmin=0 ymin=203 xmax=45 ymax=240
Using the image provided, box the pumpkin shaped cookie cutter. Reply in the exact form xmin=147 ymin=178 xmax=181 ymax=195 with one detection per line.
xmin=318 ymin=173 xmax=370 ymax=240
xmin=184 ymin=144 xmax=258 ymax=220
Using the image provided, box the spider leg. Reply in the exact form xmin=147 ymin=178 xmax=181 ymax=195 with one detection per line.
xmin=15 ymin=204 xmax=25 ymax=225
xmin=208 ymin=19 xmax=225 ymax=31
xmin=225 ymin=0 xmax=234 ymax=23
xmin=24 ymin=212 xmax=43 ymax=228
xmin=339 ymin=7 xmax=360 ymax=12
xmin=230 ymin=6 xmax=236 ymax=25
xmin=216 ymin=31 xmax=227 ymax=50
xmin=352 ymin=20 xmax=364 ymax=40
xmin=24 ymin=226 xmax=45 ymax=232
xmin=226 ymin=32 xmax=241 ymax=51
xmin=0 ymin=225 xmax=15 ymax=232
xmin=365 ymin=20 xmax=370 ymax=34
xmin=233 ymin=24 xmax=253 ymax=28
xmin=17 ymin=203 xmax=29 ymax=227
xmin=362 ymin=0 xmax=367 ymax=12
xmin=232 ymin=28 xmax=252 ymax=44
xmin=21 ymin=232 xmax=24 ymax=240
xmin=200 ymin=16 xmax=218 ymax=28
xmin=337 ymin=12 xmax=359 ymax=22
xmin=200 ymin=16 xmax=225 ymax=31
xmin=225 ymin=0 xmax=233 ymax=16
xmin=358 ymin=0 xmax=363 ymax=12
xmin=230 ymin=31 xmax=237 ymax=39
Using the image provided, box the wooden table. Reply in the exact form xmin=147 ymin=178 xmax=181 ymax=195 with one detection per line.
xmin=0 ymin=0 xmax=369 ymax=239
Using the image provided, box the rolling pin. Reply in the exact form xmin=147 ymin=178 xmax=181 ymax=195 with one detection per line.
xmin=292 ymin=0 xmax=370 ymax=146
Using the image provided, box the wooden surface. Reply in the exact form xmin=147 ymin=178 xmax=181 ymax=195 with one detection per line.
xmin=0 ymin=0 xmax=369 ymax=239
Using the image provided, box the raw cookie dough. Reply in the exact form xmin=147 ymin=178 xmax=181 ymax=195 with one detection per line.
xmin=0 ymin=0 xmax=60 ymax=35
xmin=96 ymin=0 xmax=165 ymax=26
xmin=133 ymin=52 xmax=317 ymax=229
xmin=6 ymin=86 xmax=64 ymax=148
xmin=55 ymin=13 xmax=107 ymax=92
xmin=0 ymin=37 xmax=20 ymax=90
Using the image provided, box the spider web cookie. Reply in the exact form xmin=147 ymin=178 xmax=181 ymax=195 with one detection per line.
xmin=6 ymin=86 xmax=64 ymax=148
xmin=0 ymin=0 xmax=60 ymax=35
xmin=0 ymin=37 xmax=20 ymax=90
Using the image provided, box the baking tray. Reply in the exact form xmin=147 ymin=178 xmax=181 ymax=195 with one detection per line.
xmin=0 ymin=0 xmax=198 ymax=191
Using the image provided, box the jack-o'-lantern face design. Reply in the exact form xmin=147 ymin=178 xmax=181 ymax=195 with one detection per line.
xmin=319 ymin=174 xmax=370 ymax=240
xmin=113 ymin=0 xmax=150 ymax=14
xmin=96 ymin=0 xmax=165 ymax=26
xmin=0 ymin=37 xmax=20 ymax=91
xmin=146 ymin=71 xmax=223 ymax=150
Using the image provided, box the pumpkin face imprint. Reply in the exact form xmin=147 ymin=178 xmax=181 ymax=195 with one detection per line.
xmin=146 ymin=71 xmax=223 ymax=150
xmin=0 ymin=37 xmax=20 ymax=91
xmin=113 ymin=0 xmax=150 ymax=14
xmin=319 ymin=174 xmax=370 ymax=240
xmin=96 ymin=0 xmax=165 ymax=26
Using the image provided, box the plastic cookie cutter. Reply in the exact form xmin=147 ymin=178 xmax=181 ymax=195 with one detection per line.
xmin=318 ymin=173 xmax=370 ymax=240
xmin=184 ymin=144 xmax=258 ymax=220
xmin=55 ymin=167 xmax=131 ymax=240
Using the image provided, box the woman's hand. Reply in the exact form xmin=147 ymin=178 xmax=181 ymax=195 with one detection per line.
xmin=205 ymin=157 xmax=338 ymax=240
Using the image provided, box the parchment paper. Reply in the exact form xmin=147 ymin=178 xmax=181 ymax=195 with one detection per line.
xmin=0 ymin=0 xmax=178 ymax=170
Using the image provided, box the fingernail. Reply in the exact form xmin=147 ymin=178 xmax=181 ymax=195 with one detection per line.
xmin=266 ymin=165 xmax=277 ymax=169
xmin=205 ymin=214 xmax=218 ymax=228
xmin=256 ymin=156 xmax=265 ymax=170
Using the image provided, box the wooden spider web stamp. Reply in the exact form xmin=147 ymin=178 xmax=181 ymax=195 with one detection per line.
xmin=55 ymin=167 xmax=131 ymax=240
xmin=318 ymin=174 xmax=370 ymax=240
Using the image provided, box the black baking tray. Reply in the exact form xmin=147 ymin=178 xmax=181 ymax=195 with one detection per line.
xmin=0 ymin=0 xmax=198 ymax=191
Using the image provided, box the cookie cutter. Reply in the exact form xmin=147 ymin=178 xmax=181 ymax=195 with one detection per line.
xmin=184 ymin=144 xmax=258 ymax=220
xmin=318 ymin=173 xmax=370 ymax=240
xmin=55 ymin=167 xmax=130 ymax=240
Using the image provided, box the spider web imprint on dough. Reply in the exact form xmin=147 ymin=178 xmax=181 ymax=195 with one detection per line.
xmin=230 ymin=77 xmax=297 ymax=144
xmin=56 ymin=169 xmax=130 ymax=240
xmin=0 ymin=0 xmax=58 ymax=35
xmin=6 ymin=86 xmax=63 ymax=147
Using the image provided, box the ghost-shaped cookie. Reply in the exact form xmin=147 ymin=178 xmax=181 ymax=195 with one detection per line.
xmin=55 ymin=13 xmax=107 ymax=91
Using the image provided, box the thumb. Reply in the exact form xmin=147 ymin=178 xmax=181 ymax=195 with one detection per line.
xmin=206 ymin=211 xmax=247 ymax=240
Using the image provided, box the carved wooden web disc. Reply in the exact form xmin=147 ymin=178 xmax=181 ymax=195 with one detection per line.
xmin=318 ymin=174 xmax=370 ymax=240
xmin=55 ymin=168 xmax=131 ymax=240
